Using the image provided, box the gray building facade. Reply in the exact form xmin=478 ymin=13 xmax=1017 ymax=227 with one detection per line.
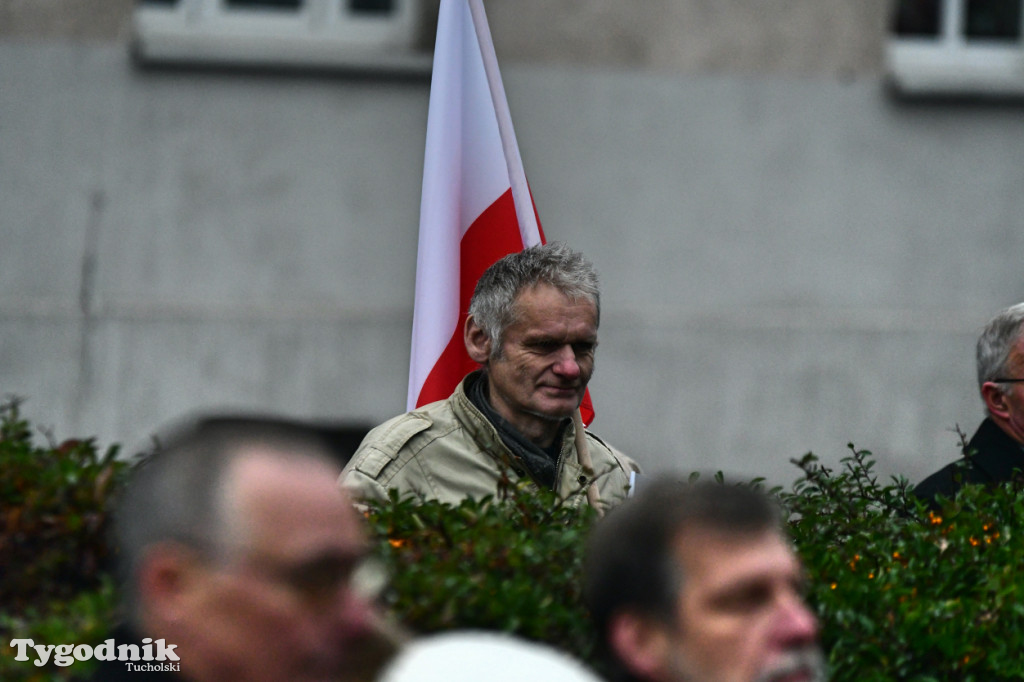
xmin=2 ymin=0 xmax=1023 ymax=485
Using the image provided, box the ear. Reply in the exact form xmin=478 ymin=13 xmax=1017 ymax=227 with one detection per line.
xmin=136 ymin=542 xmax=206 ymax=626
xmin=464 ymin=315 xmax=493 ymax=365
xmin=982 ymin=381 xmax=1011 ymax=421
xmin=608 ymin=612 xmax=671 ymax=682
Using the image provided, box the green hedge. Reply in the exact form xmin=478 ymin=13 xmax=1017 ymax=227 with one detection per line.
xmin=3 ymin=401 xmax=1023 ymax=681
xmin=363 ymin=482 xmax=601 ymax=668
xmin=365 ymin=448 xmax=1024 ymax=681
xmin=783 ymin=445 xmax=1024 ymax=681
xmin=1 ymin=400 xmax=130 ymax=681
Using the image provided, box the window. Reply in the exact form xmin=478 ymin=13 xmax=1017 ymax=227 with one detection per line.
xmin=886 ymin=0 xmax=1024 ymax=96
xmin=225 ymin=0 xmax=304 ymax=9
xmin=131 ymin=0 xmax=430 ymax=73
xmin=350 ymin=0 xmax=393 ymax=14
xmin=891 ymin=0 xmax=1023 ymax=39
xmin=964 ymin=0 xmax=1022 ymax=40
xmin=893 ymin=0 xmax=942 ymax=37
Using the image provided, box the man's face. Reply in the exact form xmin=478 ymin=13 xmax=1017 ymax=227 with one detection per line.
xmin=482 ymin=283 xmax=598 ymax=438
xmin=659 ymin=529 xmax=823 ymax=682
xmin=181 ymin=451 xmax=384 ymax=682
xmin=989 ymin=335 xmax=1024 ymax=443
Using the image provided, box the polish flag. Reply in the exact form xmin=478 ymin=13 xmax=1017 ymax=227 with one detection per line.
xmin=407 ymin=0 xmax=594 ymax=424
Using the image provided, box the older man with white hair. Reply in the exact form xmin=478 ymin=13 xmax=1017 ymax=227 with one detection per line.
xmin=916 ymin=302 xmax=1024 ymax=503
xmin=341 ymin=242 xmax=638 ymax=510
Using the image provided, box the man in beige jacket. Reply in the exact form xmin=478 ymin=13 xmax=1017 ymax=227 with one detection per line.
xmin=340 ymin=242 xmax=637 ymax=510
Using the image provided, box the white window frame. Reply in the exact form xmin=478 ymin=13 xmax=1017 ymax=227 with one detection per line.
xmin=131 ymin=0 xmax=430 ymax=73
xmin=886 ymin=0 xmax=1024 ymax=96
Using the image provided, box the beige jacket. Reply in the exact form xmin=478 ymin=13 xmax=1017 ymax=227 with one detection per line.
xmin=340 ymin=373 xmax=638 ymax=509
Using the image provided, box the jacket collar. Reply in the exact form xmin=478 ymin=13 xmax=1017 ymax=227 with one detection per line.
xmin=965 ymin=417 xmax=1024 ymax=482
xmin=451 ymin=371 xmax=583 ymax=491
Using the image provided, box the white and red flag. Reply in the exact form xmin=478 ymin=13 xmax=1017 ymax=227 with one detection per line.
xmin=407 ymin=0 xmax=594 ymax=424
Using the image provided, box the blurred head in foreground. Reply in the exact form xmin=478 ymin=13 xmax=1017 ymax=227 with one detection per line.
xmin=584 ymin=478 xmax=825 ymax=682
xmin=114 ymin=417 xmax=399 ymax=682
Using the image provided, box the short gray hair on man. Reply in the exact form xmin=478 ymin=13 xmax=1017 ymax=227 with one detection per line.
xmin=976 ymin=302 xmax=1024 ymax=395
xmin=467 ymin=242 xmax=600 ymax=355
xmin=113 ymin=417 xmax=337 ymax=627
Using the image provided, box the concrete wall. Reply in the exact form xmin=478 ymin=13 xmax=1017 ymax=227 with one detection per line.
xmin=3 ymin=42 xmax=1023 ymax=488
xmin=484 ymin=0 xmax=889 ymax=75
xmin=0 ymin=0 xmax=889 ymax=75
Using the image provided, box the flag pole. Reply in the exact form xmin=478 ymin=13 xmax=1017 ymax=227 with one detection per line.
xmin=466 ymin=0 xmax=601 ymax=512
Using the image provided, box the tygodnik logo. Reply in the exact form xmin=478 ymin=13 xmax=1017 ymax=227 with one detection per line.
xmin=10 ymin=637 xmax=180 ymax=671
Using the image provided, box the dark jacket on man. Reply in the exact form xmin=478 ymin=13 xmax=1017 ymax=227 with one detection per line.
xmin=914 ymin=417 xmax=1024 ymax=505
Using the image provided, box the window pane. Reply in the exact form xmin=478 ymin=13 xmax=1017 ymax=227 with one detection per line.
xmin=964 ymin=0 xmax=1022 ymax=40
xmin=225 ymin=0 xmax=303 ymax=10
xmin=350 ymin=0 xmax=394 ymax=15
xmin=892 ymin=0 xmax=942 ymax=36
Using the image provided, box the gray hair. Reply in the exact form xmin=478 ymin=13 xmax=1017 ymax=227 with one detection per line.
xmin=584 ymin=478 xmax=781 ymax=680
xmin=468 ymin=242 xmax=600 ymax=355
xmin=976 ymin=302 xmax=1024 ymax=395
xmin=114 ymin=417 xmax=337 ymax=626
